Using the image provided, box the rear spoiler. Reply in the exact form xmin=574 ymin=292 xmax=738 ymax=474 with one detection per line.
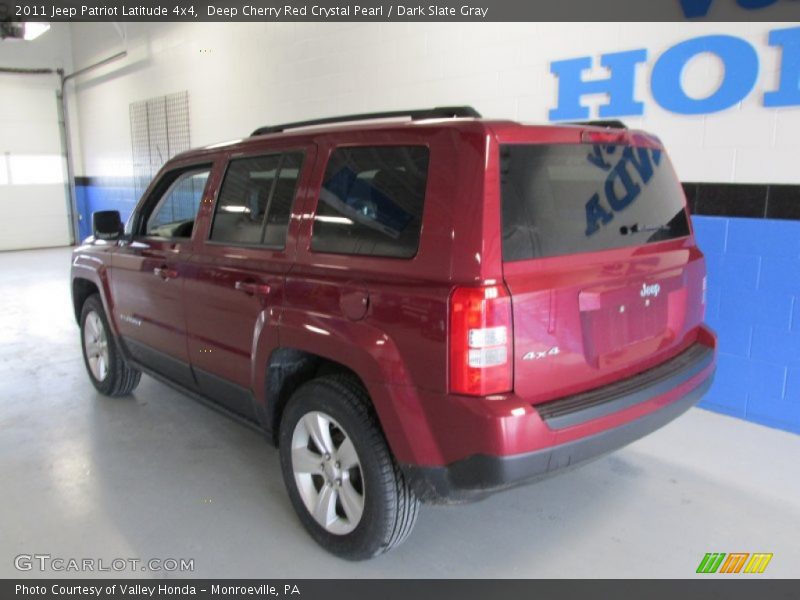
xmin=567 ymin=120 xmax=628 ymax=129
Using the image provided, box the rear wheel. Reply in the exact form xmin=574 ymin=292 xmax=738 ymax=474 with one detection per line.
xmin=279 ymin=375 xmax=419 ymax=560
xmin=80 ymin=295 xmax=141 ymax=396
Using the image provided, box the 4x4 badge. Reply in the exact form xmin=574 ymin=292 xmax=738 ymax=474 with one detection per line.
xmin=523 ymin=347 xmax=561 ymax=361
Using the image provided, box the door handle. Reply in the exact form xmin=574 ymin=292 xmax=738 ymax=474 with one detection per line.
xmin=153 ymin=266 xmax=178 ymax=280
xmin=234 ymin=280 xmax=271 ymax=297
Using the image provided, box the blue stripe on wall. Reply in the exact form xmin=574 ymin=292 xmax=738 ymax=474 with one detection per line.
xmin=693 ymin=215 xmax=800 ymax=435
xmin=75 ymin=183 xmax=138 ymax=242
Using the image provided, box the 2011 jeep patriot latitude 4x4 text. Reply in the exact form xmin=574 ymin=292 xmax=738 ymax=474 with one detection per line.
xmin=72 ymin=107 xmax=717 ymax=559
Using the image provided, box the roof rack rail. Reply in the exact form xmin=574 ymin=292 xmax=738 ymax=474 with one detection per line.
xmin=250 ymin=106 xmax=482 ymax=136
xmin=567 ymin=119 xmax=628 ymax=129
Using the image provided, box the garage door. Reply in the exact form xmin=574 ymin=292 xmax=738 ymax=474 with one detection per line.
xmin=0 ymin=73 xmax=71 ymax=251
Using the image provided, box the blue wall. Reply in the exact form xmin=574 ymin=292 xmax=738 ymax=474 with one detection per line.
xmin=694 ymin=216 xmax=800 ymax=434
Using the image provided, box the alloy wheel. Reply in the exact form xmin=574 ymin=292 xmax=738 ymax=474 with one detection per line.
xmin=83 ymin=311 xmax=109 ymax=382
xmin=291 ymin=411 xmax=365 ymax=535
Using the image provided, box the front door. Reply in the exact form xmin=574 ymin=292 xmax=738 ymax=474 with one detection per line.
xmin=111 ymin=165 xmax=213 ymax=389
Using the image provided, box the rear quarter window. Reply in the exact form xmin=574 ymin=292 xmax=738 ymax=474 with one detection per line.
xmin=311 ymin=146 xmax=429 ymax=259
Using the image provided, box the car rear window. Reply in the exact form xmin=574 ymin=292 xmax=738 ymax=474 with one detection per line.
xmin=311 ymin=146 xmax=429 ymax=259
xmin=500 ymin=143 xmax=690 ymax=261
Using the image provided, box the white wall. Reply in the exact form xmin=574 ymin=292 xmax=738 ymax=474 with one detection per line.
xmin=0 ymin=24 xmax=75 ymax=249
xmin=68 ymin=21 xmax=799 ymax=184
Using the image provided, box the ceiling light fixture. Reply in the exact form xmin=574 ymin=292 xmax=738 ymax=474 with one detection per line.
xmin=23 ymin=22 xmax=51 ymax=41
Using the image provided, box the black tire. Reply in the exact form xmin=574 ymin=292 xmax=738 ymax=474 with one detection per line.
xmin=80 ymin=294 xmax=141 ymax=396
xmin=279 ymin=375 xmax=419 ymax=560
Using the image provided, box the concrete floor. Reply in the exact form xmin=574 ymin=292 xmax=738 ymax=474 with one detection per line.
xmin=1 ymin=246 xmax=799 ymax=579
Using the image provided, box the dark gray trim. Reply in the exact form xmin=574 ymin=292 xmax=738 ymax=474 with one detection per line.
xmin=75 ymin=175 xmax=136 ymax=188
xmin=766 ymin=184 xmax=800 ymax=220
xmin=123 ymin=337 xmax=197 ymax=390
xmin=685 ymin=182 xmax=800 ymax=221
xmin=193 ymin=367 xmax=258 ymax=422
xmin=127 ymin=357 xmax=265 ymax=435
xmin=404 ymin=374 xmax=714 ymax=504
xmin=120 ymin=337 xmax=265 ymax=432
xmin=252 ymin=106 xmax=481 ymax=136
xmin=536 ymin=342 xmax=713 ymax=429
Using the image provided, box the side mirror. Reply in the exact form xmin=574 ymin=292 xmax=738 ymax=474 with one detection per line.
xmin=92 ymin=210 xmax=123 ymax=241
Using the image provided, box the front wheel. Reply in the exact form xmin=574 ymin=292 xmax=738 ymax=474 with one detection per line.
xmin=80 ymin=294 xmax=141 ymax=396
xmin=279 ymin=375 xmax=419 ymax=560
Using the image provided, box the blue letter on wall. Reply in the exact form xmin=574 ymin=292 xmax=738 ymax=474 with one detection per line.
xmin=651 ymin=35 xmax=759 ymax=114
xmin=764 ymin=26 xmax=800 ymax=108
xmin=549 ymin=49 xmax=648 ymax=121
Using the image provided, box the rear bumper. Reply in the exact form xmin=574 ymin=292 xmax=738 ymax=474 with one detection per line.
xmin=403 ymin=337 xmax=716 ymax=503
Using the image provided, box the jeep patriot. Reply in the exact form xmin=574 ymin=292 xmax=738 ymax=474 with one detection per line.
xmin=71 ymin=107 xmax=717 ymax=559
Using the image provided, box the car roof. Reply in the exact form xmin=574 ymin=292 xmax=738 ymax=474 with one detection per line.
xmin=169 ymin=118 xmax=658 ymax=162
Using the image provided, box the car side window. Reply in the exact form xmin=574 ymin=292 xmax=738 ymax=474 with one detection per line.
xmin=210 ymin=152 xmax=304 ymax=248
xmin=310 ymin=146 xmax=430 ymax=259
xmin=145 ymin=169 xmax=210 ymax=239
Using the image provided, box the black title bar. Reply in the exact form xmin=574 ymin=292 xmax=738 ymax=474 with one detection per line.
xmin=2 ymin=0 xmax=800 ymax=22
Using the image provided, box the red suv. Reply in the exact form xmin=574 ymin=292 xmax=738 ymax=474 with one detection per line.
xmin=72 ymin=107 xmax=716 ymax=559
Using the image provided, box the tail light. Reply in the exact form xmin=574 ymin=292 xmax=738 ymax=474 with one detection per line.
xmin=449 ymin=284 xmax=513 ymax=396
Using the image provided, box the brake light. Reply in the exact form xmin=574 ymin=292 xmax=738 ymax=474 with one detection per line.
xmin=449 ymin=285 xmax=513 ymax=396
xmin=581 ymin=130 xmax=629 ymax=145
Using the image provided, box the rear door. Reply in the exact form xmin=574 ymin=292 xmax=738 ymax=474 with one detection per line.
xmin=498 ymin=132 xmax=706 ymax=404
xmin=183 ymin=146 xmax=313 ymax=419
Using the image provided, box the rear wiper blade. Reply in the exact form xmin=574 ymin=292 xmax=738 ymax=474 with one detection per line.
xmin=620 ymin=223 xmax=670 ymax=235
